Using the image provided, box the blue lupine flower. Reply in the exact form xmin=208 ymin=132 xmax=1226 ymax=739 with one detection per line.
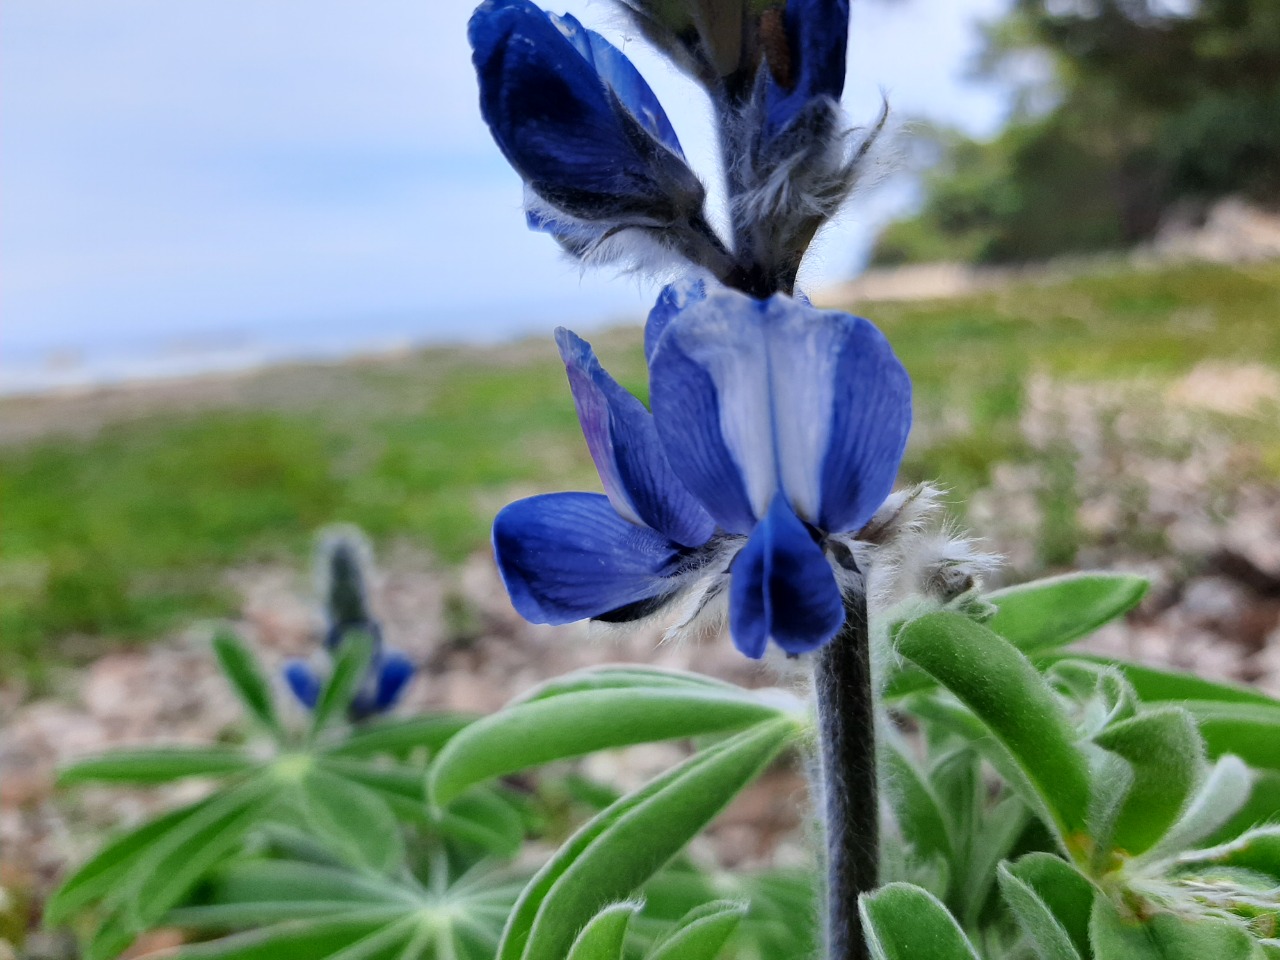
xmin=493 ymin=282 xmax=911 ymax=658
xmin=283 ymin=649 xmax=416 ymax=720
xmin=283 ymin=528 xmax=416 ymax=720
xmin=469 ymin=0 xmax=708 ymax=260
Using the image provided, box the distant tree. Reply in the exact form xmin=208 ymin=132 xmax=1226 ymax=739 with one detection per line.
xmin=872 ymin=0 xmax=1280 ymax=265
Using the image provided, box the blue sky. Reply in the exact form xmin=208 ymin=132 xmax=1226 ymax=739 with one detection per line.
xmin=0 ymin=0 xmax=1010 ymax=391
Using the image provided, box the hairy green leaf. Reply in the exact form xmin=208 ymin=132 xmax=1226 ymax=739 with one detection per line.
xmin=896 ymin=612 xmax=1092 ymax=850
xmin=59 ymin=746 xmax=258 ymax=785
xmin=213 ymin=630 xmax=282 ymax=736
xmin=310 ymin=631 xmax=375 ymax=737
xmin=1093 ymin=707 xmax=1204 ymax=856
xmin=859 ymin=882 xmax=980 ymax=960
xmin=500 ymin=719 xmax=792 ymax=960
xmin=429 ymin=681 xmax=787 ymax=807
xmin=1185 ymin=701 xmax=1280 ymax=770
xmin=566 ymin=902 xmax=640 ymax=960
xmin=986 ymin=573 xmax=1148 ymax=652
xmin=645 ymin=901 xmax=747 ymax=960
xmin=1007 ymin=853 xmax=1096 ymax=959
xmin=998 ymin=863 xmax=1083 ymax=960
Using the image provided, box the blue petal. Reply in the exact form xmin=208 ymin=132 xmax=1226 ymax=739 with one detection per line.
xmin=549 ymin=13 xmax=685 ymax=158
xmin=556 ymin=328 xmax=714 ymax=548
xmin=763 ymin=0 xmax=850 ymax=138
xmin=283 ymin=661 xmax=321 ymax=709
xmin=644 ymin=279 xmax=706 ymax=364
xmin=648 ymin=290 xmax=770 ymax=535
xmin=373 ymin=652 xmax=415 ymax=711
xmin=493 ymin=492 xmax=688 ymax=625
xmin=469 ymin=0 xmax=689 ymax=215
xmin=812 ymin=308 xmax=912 ymax=533
xmin=649 ymin=287 xmax=910 ymax=536
xmin=728 ymin=494 xmax=844 ymax=658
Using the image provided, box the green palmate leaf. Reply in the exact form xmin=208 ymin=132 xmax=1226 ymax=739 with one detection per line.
xmin=322 ymin=713 xmax=475 ymax=759
xmin=986 ymin=573 xmax=1149 ymax=653
xmin=59 ymin=746 xmax=258 ymax=785
xmin=1140 ymin=754 xmax=1253 ymax=862
xmin=122 ymin=793 xmax=275 ymax=945
xmin=1089 ymin=897 xmax=1256 ymax=960
xmin=1007 ymin=853 xmax=1097 ymax=959
xmin=46 ymin=797 xmax=214 ymax=925
xmin=428 ymin=677 xmax=787 ymax=807
xmin=439 ymin=785 xmax=526 ymax=858
xmin=881 ymin=735 xmax=955 ymax=873
xmin=213 ymin=630 xmax=283 ymax=737
xmin=295 ymin=768 xmax=404 ymax=873
xmin=499 ymin=719 xmax=793 ymax=960
xmin=998 ymin=863 xmax=1083 ymax=960
xmin=170 ymin=916 xmax=404 ymax=960
xmin=1034 ymin=656 xmax=1278 ymax=708
xmin=1184 ymin=701 xmax=1280 ymax=771
xmin=896 ymin=612 xmax=1093 ymax=850
xmin=1093 ymin=707 xmax=1205 ymax=856
xmin=566 ymin=902 xmax=641 ymax=960
xmin=645 ymin=901 xmax=747 ymax=960
xmin=310 ymin=631 xmax=376 ymax=738
xmin=859 ymin=882 xmax=981 ymax=960
xmin=886 ymin=574 xmax=1148 ymax=700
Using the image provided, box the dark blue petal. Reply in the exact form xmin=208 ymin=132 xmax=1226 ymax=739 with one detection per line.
xmin=549 ymin=13 xmax=685 ymax=158
xmin=813 ymin=310 xmax=912 ymax=533
xmin=556 ymin=328 xmax=714 ymax=548
xmin=728 ymin=494 xmax=844 ymax=658
xmin=644 ymin=279 xmax=706 ymax=364
xmin=469 ymin=0 xmax=693 ymax=219
xmin=493 ymin=492 xmax=687 ymax=625
xmin=283 ymin=661 xmax=321 ymax=709
xmin=373 ymin=652 xmax=415 ymax=711
xmin=763 ymin=0 xmax=850 ymax=137
xmin=650 ymin=287 xmax=910 ymax=536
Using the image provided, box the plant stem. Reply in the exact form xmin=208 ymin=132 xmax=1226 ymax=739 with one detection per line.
xmin=812 ymin=584 xmax=878 ymax=960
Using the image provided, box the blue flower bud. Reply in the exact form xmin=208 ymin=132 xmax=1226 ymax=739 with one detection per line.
xmin=283 ymin=660 xmax=321 ymax=709
xmin=470 ymin=0 xmax=724 ymax=271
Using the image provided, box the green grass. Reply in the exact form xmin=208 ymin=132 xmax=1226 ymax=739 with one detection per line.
xmin=2 ymin=260 xmax=1278 ymax=679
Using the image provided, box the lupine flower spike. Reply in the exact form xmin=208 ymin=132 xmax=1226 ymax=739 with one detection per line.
xmin=284 ymin=527 xmax=416 ymax=720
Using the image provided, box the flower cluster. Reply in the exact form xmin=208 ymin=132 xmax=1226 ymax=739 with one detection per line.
xmin=471 ymin=0 xmax=925 ymax=658
xmin=284 ymin=528 xmax=415 ymax=719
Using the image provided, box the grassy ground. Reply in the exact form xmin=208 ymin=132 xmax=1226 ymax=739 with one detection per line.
xmin=2 ymin=260 xmax=1278 ymax=680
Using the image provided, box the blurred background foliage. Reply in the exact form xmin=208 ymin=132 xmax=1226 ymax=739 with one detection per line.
xmin=873 ymin=0 xmax=1280 ymax=265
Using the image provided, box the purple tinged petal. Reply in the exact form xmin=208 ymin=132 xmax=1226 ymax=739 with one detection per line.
xmin=728 ymin=494 xmax=844 ymax=658
xmin=493 ymin=492 xmax=687 ymax=625
xmin=644 ymin=279 xmax=706 ymax=363
xmin=556 ymin=328 xmax=714 ymax=548
xmin=283 ymin=661 xmax=321 ymax=709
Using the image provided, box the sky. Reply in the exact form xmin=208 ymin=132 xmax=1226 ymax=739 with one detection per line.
xmin=0 ymin=0 xmax=1011 ymax=392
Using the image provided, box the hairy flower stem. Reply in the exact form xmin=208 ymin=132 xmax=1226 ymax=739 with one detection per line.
xmin=812 ymin=585 xmax=877 ymax=960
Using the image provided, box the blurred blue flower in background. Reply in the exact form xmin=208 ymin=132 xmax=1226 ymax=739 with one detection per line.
xmin=493 ymin=282 xmax=912 ymax=659
xmin=284 ymin=528 xmax=416 ymax=720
